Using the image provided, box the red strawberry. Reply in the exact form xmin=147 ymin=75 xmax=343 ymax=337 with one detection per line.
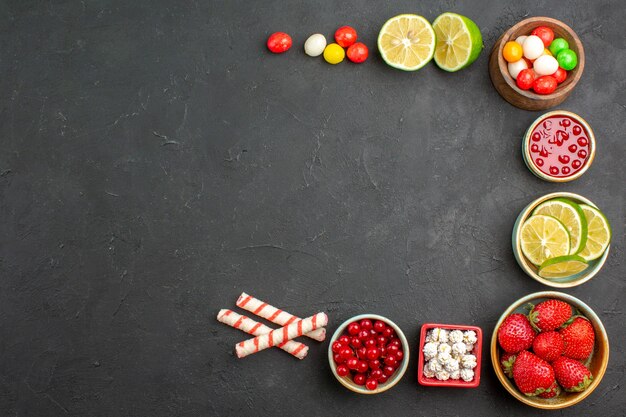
xmin=532 ymin=331 xmax=564 ymax=362
xmin=538 ymin=380 xmax=562 ymax=398
xmin=553 ymin=356 xmax=593 ymax=392
xmin=498 ymin=313 xmax=536 ymax=353
xmin=528 ymin=299 xmax=572 ymax=332
xmin=512 ymin=350 xmax=556 ymax=396
xmin=559 ymin=317 xmax=595 ymax=360
xmin=500 ymin=352 xmax=516 ymax=378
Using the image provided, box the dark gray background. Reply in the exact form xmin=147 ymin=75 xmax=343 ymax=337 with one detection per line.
xmin=0 ymin=0 xmax=624 ymax=416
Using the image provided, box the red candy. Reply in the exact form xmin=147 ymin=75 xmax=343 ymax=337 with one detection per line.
xmin=516 ymin=69 xmax=535 ymax=90
xmin=347 ymin=42 xmax=369 ymax=63
xmin=335 ymin=26 xmax=357 ymax=47
xmin=533 ymin=76 xmax=558 ymax=95
xmin=553 ymin=67 xmax=567 ymax=84
xmin=333 ymin=319 xmax=403 ymax=390
xmin=531 ymin=26 xmax=555 ymax=47
xmin=266 ymin=32 xmax=292 ymax=53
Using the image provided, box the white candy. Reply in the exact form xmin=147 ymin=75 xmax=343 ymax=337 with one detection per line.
xmin=436 ymin=370 xmax=450 ymax=381
xmin=515 ymin=35 xmax=528 ymax=45
xmin=450 ymin=370 xmax=461 ymax=380
xmin=423 ymin=342 xmax=439 ymax=360
xmin=533 ymin=55 xmax=559 ymax=76
xmin=423 ymin=364 xmax=436 ymax=378
xmin=428 ymin=358 xmax=443 ymax=373
xmin=465 ymin=343 xmax=475 ymax=353
xmin=448 ymin=330 xmax=464 ymax=344
xmin=444 ymin=358 xmax=460 ymax=373
xmin=462 ymin=354 xmax=478 ymax=370
xmin=508 ymin=59 xmax=528 ymax=79
xmin=438 ymin=343 xmax=452 ymax=355
xmin=461 ymin=368 xmax=474 ymax=382
xmin=304 ymin=34 xmax=327 ymax=57
xmin=523 ymin=35 xmax=544 ymax=60
xmin=438 ymin=329 xmax=449 ymax=343
xmin=463 ymin=330 xmax=477 ymax=345
xmin=437 ymin=352 xmax=452 ymax=365
xmin=452 ymin=342 xmax=467 ymax=357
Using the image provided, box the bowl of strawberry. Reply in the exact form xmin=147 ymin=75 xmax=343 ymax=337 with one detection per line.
xmin=491 ymin=291 xmax=609 ymax=409
xmin=328 ymin=314 xmax=409 ymax=394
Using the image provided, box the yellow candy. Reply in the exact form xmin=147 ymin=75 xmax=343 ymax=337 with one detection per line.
xmin=543 ymin=48 xmax=552 ymax=56
xmin=323 ymin=43 xmax=345 ymax=64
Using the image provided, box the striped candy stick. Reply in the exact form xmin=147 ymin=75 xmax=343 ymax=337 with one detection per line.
xmin=217 ymin=309 xmax=309 ymax=359
xmin=235 ymin=312 xmax=328 ymax=359
xmin=236 ymin=292 xmax=326 ymax=342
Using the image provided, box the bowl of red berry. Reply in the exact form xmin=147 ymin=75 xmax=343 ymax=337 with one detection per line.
xmin=491 ymin=291 xmax=609 ymax=409
xmin=417 ymin=323 xmax=482 ymax=388
xmin=329 ymin=314 xmax=409 ymax=394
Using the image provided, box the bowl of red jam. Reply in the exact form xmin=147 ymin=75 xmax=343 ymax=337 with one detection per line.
xmin=522 ymin=111 xmax=595 ymax=182
xmin=328 ymin=314 xmax=409 ymax=394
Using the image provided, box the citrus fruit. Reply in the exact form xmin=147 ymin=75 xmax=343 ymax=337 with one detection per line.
xmin=520 ymin=214 xmax=570 ymax=266
xmin=432 ymin=12 xmax=483 ymax=71
xmin=578 ymin=204 xmax=611 ymax=261
xmin=533 ymin=198 xmax=587 ymax=255
xmin=538 ymin=255 xmax=589 ymax=279
xmin=323 ymin=43 xmax=345 ymax=64
xmin=377 ymin=14 xmax=435 ymax=71
xmin=503 ymin=41 xmax=522 ymax=62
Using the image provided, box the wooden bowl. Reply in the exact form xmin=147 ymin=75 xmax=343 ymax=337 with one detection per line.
xmin=491 ymin=291 xmax=609 ymax=409
xmin=489 ymin=17 xmax=585 ymax=111
xmin=328 ymin=314 xmax=409 ymax=394
xmin=512 ymin=192 xmax=610 ymax=288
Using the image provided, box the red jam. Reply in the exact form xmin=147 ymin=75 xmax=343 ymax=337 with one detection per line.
xmin=528 ymin=115 xmax=591 ymax=178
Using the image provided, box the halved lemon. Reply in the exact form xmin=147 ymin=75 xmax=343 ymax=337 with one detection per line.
xmin=538 ymin=255 xmax=589 ymax=279
xmin=378 ymin=14 xmax=436 ymax=71
xmin=578 ymin=204 xmax=611 ymax=261
xmin=533 ymin=198 xmax=587 ymax=255
xmin=432 ymin=12 xmax=483 ymax=72
xmin=520 ymin=215 xmax=570 ymax=266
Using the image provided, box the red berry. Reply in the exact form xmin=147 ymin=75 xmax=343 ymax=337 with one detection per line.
xmin=512 ymin=350 xmax=556 ymax=396
xmin=531 ymin=26 xmax=555 ymax=47
xmin=333 ymin=353 xmax=344 ymax=364
xmin=533 ymin=75 xmax=558 ymax=95
xmin=346 ymin=357 xmax=359 ymax=370
xmin=382 ymin=327 xmax=394 ymax=338
xmin=374 ymin=321 xmax=386 ymax=333
xmin=360 ymin=319 xmax=373 ymax=331
xmin=346 ymin=42 xmax=369 ymax=63
xmin=516 ymin=69 xmax=535 ymax=90
xmin=376 ymin=336 xmax=387 ymax=346
xmin=538 ymin=380 xmax=562 ymax=398
xmin=335 ymin=26 xmax=357 ymax=48
xmin=356 ymin=347 xmax=367 ymax=359
xmin=365 ymin=378 xmax=378 ymax=390
xmin=353 ymin=373 xmax=366 ymax=385
xmin=529 ymin=299 xmax=572 ymax=332
xmin=378 ymin=346 xmax=386 ymax=357
xmin=560 ymin=317 xmax=595 ymax=360
xmin=369 ymin=359 xmax=381 ymax=369
xmin=338 ymin=335 xmax=350 ymax=345
xmin=370 ymin=368 xmax=383 ymax=380
xmin=532 ymin=331 xmax=565 ymax=362
xmin=387 ymin=344 xmax=399 ymax=356
xmin=366 ymin=348 xmax=380 ymax=360
xmin=553 ymin=356 xmax=593 ymax=392
xmin=350 ymin=337 xmax=362 ymax=348
xmin=358 ymin=330 xmax=370 ymax=341
xmin=336 ymin=364 xmax=349 ymax=377
xmin=395 ymin=350 xmax=404 ymax=361
xmin=553 ymin=67 xmax=567 ymax=83
xmin=388 ymin=339 xmax=401 ymax=347
xmin=500 ymin=352 xmax=517 ymax=378
xmin=384 ymin=356 xmax=397 ymax=367
xmin=378 ymin=375 xmax=389 ymax=384
xmin=348 ymin=322 xmax=360 ymax=335
xmin=266 ymin=32 xmax=292 ymax=54
xmin=364 ymin=339 xmax=377 ymax=348
xmin=357 ymin=360 xmax=369 ymax=373
xmin=498 ymin=313 xmax=536 ymax=353
xmin=331 ymin=341 xmax=343 ymax=353
xmin=340 ymin=347 xmax=353 ymax=360
xmin=383 ymin=365 xmax=395 ymax=376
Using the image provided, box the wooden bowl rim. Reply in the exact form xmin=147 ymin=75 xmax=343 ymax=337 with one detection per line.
xmin=490 ymin=291 xmax=610 ymax=409
xmin=496 ymin=16 xmax=585 ymax=101
xmin=328 ymin=314 xmax=410 ymax=394
xmin=512 ymin=192 xmax=610 ymax=288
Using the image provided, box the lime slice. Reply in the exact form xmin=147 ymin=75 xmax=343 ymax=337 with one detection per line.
xmin=578 ymin=204 xmax=612 ymax=261
xmin=538 ymin=255 xmax=589 ymax=278
xmin=532 ymin=198 xmax=587 ymax=255
xmin=520 ymin=215 xmax=570 ymax=266
xmin=378 ymin=14 xmax=436 ymax=71
xmin=432 ymin=12 xmax=483 ymax=72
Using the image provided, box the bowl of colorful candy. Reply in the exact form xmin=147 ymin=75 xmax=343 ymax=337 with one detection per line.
xmin=328 ymin=314 xmax=409 ymax=394
xmin=491 ymin=291 xmax=609 ymax=409
xmin=512 ymin=192 xmax=611 ymax=288
xmin=417 ymin=323 xmax=482 ymax=388
xmin=489 ymin=17 xmax=584 ymax=111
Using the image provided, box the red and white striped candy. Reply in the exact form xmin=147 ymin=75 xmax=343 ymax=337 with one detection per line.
xmin=235 ymin=312 xmax=328 ymax=359
xmin=217 ymin=309 xmax=309 ymax=359
xmin=236 ymin=292 xmax=326 ymax=342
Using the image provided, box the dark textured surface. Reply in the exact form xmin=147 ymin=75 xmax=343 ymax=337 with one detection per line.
xmin=0 ymin=1 xmax=624 ymax=416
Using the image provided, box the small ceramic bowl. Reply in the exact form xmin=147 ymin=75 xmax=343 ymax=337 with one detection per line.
xmin=512 ymin=192 xmax=610 ymax=288
xmin=417 ymin=323 xmax=482 ymax=388
xmin=522 ymin=110 xmax=596 ymax=182
xmin=491 ymin=291 xmax=609 ymax=409
xmin=489 ymin=17 xmax=584 ymax=111
xmin=328 ymin=314 xmax=409 ymax=394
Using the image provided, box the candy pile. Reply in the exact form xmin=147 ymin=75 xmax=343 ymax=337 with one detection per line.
xmin=421 ymin=328 xmax=478 ymax=382
xmin=519 ymin=197 xmax=611 ymax=278
xmin=331 ymin=318 xmax=404 ymax=391
xmin=267 ymin=26 xmax=369 ymax=64
xmin=503 ymin=26 xmax=578 ymax=94
xmin=217 ymin=292 xmax=328 ymax=359
xmin=497 ymin=299 xmax=595 ymax=397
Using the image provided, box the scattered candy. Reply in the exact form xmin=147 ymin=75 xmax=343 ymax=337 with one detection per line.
xmin=267 ymin=32 xmax=292 ymax=53
xmin=346 ymin=42 xmax=369 ymax=63
xmin=334 ymin=26 xmax=357 ymax=48
xmin=304 ymin=33 xmax=327 ymax=57
xmin=324 ymin=43 xmax=345 ymax=64
xmin=522 ymin=35 xmax=545 ymax=60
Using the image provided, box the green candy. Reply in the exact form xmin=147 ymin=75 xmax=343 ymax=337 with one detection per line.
xmin=549 ymin=37 xmax=569 ymax=56
xmin=557 ymin=49 xmax=578 ymax=71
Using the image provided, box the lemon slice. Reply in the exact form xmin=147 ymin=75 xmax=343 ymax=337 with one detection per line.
xmin=378 ymin=14 xmax=436 ymax=71
xmin=520 ymin=215 xmax=570 ymax=266
xmin=432 ymin=12 xmax=484 ymax=72
xmin=533 ymin=198 xmax=587 ymax=255
xmin=578 ymin=204 xmax=611 ymax=261
xmin=538 ymin=255 xmax=589 ymax=279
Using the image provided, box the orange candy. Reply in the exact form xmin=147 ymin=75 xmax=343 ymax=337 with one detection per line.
xmin=503 ymin=41 xmax=523 ymax=63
